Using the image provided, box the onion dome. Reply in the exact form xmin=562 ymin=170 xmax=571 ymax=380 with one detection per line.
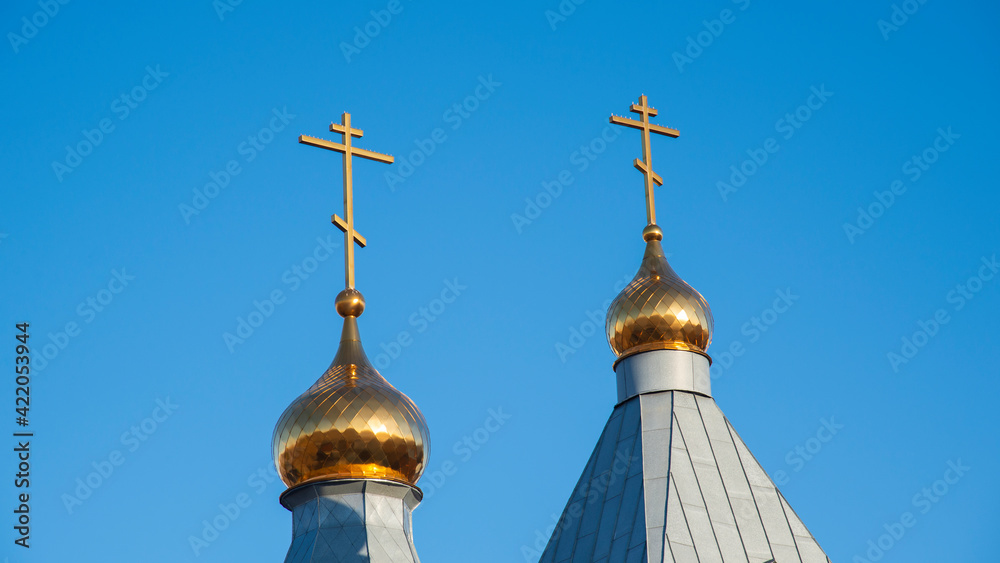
xmin=606 ymin=224 xmax=713 ymax=363
xmin=272 ymin=289 xmax=430 ymax=489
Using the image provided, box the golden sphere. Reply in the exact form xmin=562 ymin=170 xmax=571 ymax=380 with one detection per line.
xmin=335 ymin=289 xmax=365 ymax=318
xmin=272 ymin=319 xmax=429 ymax=489
xmin=642 ymin=224 xmax=663 ymax=242
xmin=606 ymin=238 xmax=713 ymax=361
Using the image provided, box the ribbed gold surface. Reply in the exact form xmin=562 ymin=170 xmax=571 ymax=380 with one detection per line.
xmin=272 ymin=317 xmax=429 ymax=488
xmin=606 ymin=237 xmax=713 ymax=360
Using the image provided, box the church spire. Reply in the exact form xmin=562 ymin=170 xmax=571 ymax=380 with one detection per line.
xmin=606 ymin=95 xmax=713 ymax=365
xmin=272 ymin=112 xmax=429 ymax=563
xmin=537 ymin=96 xmax=831 ymax=563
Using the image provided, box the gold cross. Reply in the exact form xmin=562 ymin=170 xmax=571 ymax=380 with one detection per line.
xmin=299 ymin=112 xmax=394 ymax=289
xmin=609 ymin=95 xmax=680 ymax=226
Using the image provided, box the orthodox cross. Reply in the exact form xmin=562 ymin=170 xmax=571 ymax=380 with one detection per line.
xmin=299 ymin=112 xmax=394 ymax=289
xmin=609 ymin=95 xmax=680 ymax=226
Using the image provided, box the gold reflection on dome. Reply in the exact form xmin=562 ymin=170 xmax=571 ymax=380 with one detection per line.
xmin=271 ymin=314 xmax=430 ymax=489
xmin=606 ymin=228 xmax=713 ymax=363
xmin=275 ymin=113 xmax=429 ymax=490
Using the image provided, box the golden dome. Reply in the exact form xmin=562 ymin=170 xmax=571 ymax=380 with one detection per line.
xmin=271 ymin=298 xmax=429 ymax=489
xmin=606 ymin=225 xmax=713 ymax=363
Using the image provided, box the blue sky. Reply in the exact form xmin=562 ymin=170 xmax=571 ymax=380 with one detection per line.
xmin=2 ymin=0 xmax=998 ymax=561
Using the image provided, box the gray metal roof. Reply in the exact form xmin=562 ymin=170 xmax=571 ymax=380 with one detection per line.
xmin=280 ymin=480 xmax=422 ymax=563
xmin=539 ymin=390 xmax=831 ymax=563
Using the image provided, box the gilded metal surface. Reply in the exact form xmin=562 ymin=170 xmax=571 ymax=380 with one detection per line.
xmin=299 ymin=112 xmax=393 ymax=290
xmin=605 ymin=95 xmax=713 ymax=364
xmin=335 ymin=288 xmax=365 ymax=318
xmin=276 ymin=115 xmax=428 ymax=497
xmin=606 ymin=237 xmax=713 ymax=362
xmin=272 ymin=317 xmax=430 ymax=488
xmin=609 ymin=95 xmax=679 ymax=226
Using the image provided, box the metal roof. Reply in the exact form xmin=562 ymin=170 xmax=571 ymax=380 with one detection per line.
xmin=539 ymin=391 xmax=831 ymax=563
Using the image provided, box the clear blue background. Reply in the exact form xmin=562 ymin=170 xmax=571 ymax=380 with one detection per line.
xmin=2 ymin=0 xmax=998 ymax=561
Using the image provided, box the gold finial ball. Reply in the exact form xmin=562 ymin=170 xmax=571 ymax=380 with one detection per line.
xmin=335 ymin=289 xmax=365 ymax=318
xmin=642 ymin=224 xmax=663 ymax=242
